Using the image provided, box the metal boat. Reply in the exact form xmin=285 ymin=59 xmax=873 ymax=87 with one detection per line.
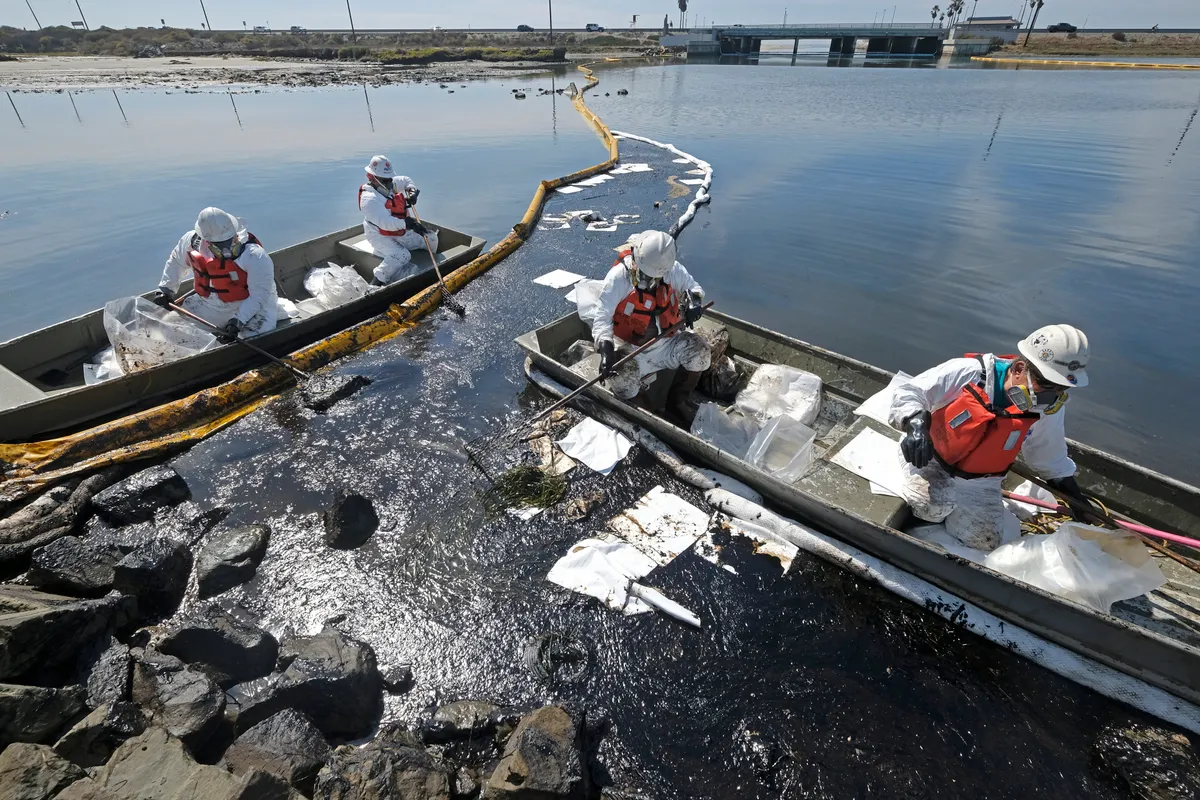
xmin=0 ymin=224 xmax=485 ymax=441
xmin=517 ymin=309 xmax=1200 ymax=705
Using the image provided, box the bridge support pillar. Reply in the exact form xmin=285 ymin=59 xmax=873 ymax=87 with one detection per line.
xmin=915 ymin=36 xmax=942 ymax=55
xmin=829 ymin=37 xmax=857 ymax=56
xmin=866 ymin=37 xmax=892 ymax=57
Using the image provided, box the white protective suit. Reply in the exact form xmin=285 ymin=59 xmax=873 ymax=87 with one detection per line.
xmin=359 ymin=177 xmax=438 ymax=285
xmin=889 ymin=354 xmax=1076 ymax=551
xmin=158 ymin=230 xmax=278 ymax=336
xmin=592 ymin=256 xmax=712 ymax=400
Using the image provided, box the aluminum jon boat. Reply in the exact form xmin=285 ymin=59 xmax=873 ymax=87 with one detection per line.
xmin=0 ymin=224 xmax=485 ymax=442
xmin=517 ymin=309 xmax=1200 ymax=706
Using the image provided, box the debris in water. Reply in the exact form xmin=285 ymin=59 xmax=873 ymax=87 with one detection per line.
xmin=1093 ymin=723 xmax=1200 ymax=799
xmin=523 ymin=633 xmax=590 ymax=683
xmin=482 ymin=465 xmax=567 ymax=514
xmin=300 ymin=374 xmax=373 ymax=413
xmin=563 ymin=489 xmax=605 ymax=522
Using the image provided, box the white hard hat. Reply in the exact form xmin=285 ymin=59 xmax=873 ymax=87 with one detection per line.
xmin=194 ymin=207 xmax=239 ymax=243
xmin=365 ymin=155 xmax=396 ymax=180
xmin=630 ymin=230 xmax=676 ymax=279
xmin=1017 ymin=324 xmax=1090 ymax=388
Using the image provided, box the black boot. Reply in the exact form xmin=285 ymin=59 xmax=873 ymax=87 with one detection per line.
xmin=666 ymin=369 xmax=703 ymax=428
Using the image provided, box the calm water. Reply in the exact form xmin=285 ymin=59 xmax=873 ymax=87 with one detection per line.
xmin=4 ymin=59 xmax=1199 ymax=796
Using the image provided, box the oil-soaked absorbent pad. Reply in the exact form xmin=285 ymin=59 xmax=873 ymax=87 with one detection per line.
xmin=829 ymin=428 xmax=906 ymax=498
xmin=547 ymin=538 xmax=657 ymax=615
xmin=548 ymin=486 xmax=710 ymax=618
xmin=555 ymin=417 xmax=633 ymax=475
xmin=533 ymin=269 xmax=586 ymax=289
xmin=603 ymin=485 xmax=712 ymax=566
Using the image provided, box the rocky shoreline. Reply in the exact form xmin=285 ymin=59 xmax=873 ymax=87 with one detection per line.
xmin=0 ymin=53 xmax=659 ymax=92
xmin=0 ymin=463 xmax=624 ymax=799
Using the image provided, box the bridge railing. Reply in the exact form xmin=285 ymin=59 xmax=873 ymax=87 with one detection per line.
xmin=701 ymin=22 xmax=945 ymax=32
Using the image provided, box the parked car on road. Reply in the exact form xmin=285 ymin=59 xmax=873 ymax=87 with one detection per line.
xmin=290 ymin=26 xmax=307 ymax=34
xmin=517 ymin=24 xmax=534 ymax=32
xmin=585 ymin=23 xmax=605 ymax=32
xmin=1047 ymin=22 xmax=1078 ymax=33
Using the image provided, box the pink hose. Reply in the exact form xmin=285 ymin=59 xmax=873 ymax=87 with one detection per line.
xmin=1003 ymin=491 xmax=1200 ymax=551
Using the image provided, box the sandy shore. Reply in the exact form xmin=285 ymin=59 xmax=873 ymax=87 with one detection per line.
xmin=0 ymin=54 xmax=628 ymax=92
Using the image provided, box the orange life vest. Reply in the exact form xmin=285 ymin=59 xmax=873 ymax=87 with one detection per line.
xmin=930 ymin=354 xmax=1040 ymax=478
xmin=187 ymin=233 xmax=261 ymax=303
xmin=358 ymin=183 xmax=407 ymax=237
xmin=610 ymin=249 xmax=682 ymax=345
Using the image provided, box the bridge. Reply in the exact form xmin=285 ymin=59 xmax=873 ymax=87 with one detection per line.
xmin=671 ymin=23 xmax=950 ymax=58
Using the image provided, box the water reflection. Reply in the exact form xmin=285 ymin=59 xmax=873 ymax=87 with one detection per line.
xmin=67 ymin=90 xmax=82 ymax=124
xmin=361 ymin=83 xmax=374 ymax=133
xmin=5 ymin=91 xmax=25 ymax=128
xmin=111 ymin=89 xmax=129 ymax=125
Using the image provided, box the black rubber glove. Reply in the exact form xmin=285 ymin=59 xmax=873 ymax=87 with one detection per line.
xmin=407 ymin=188 xmax=420 ymax=206
xmin=217 ymin=319 xmax=242 ymax=344
xmin=684 ymin=291 xmax=705 ymax=327
xmin=406 ymin=217 xmax=428 ymax=237
xmin=900 ymin=411 xmax=934 ymax=469
xmin=1048 ymin=475 xmax=1100 ymax=524
xmin=598 ymin=340 xmax=616 ymax=377
xmin=152 ymin=288 xmax=174 ymax=309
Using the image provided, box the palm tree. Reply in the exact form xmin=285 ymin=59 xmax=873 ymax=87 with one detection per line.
xmin=1024 ymin=0 xmax=1045 ymax=47
xmin=931 ymin=5 xmax=941 ymax=26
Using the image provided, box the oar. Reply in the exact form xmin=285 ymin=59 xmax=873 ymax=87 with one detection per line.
xmin=410 ymin=208 xmax=466 ymax=318
xmin=530 ymin=301 xmax=715 ymax=425
xmin=167 ymin=302 xmax=310 ymax=383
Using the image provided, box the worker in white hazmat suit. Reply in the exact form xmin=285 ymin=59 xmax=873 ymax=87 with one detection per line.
xmin=592 ymin=230 xmax=711 ymax=425
xmin=889 ymin=324 xmax=1094 ymax=551
xmin=358 ymin=155 xmax=438 ymax=285
xmin=153 ymin=207 xmax=278 ymax=342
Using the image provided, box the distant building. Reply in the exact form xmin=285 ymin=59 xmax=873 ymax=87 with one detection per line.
xmin=954 ymin=16 xmax=1022 ymax=43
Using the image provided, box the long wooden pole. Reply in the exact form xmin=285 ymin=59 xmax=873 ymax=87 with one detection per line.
xmin=74 ymin=0 xmax=89 ymax=30
xmin=199 ymin=0 xmax=212 ymax=32
xmin=410 ymin=208 xmax=466 ymax=317
xmin=346 ymin=0 xmax=357 ymax=42
xmin=548 ymin=0 xmax=554 ymax=45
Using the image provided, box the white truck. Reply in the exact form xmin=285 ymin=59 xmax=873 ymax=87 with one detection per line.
xmin=585 ymin=23 xmax=605 ymax=32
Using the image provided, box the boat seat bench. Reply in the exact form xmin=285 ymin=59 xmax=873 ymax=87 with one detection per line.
xmin=334 ymin=233 xmax=472 ymax=277
xmin=0 ymin=362 xmax=48 ymax=411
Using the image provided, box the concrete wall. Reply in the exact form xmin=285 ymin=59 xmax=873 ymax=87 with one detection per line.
xmin=952 ymin=24 xmax=1020 ymax=43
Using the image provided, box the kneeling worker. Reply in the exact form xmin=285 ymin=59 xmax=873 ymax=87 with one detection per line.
xmin=592 ymin=230 xmax=710 ymax=425
xmin=153 ymin=207 xmax=278 ymax=343
xmin=358 ymin=155 xmax=437 ymax=285
xmin=890 ymin=324 xmax=1092 ymax=551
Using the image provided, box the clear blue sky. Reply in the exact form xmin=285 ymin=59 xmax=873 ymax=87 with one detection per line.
xmin=7 ymin=0 xmax=1198 ymax=31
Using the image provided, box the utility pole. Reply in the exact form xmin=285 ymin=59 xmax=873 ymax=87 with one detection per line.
xmin=784 ymin=8 xmax=788 ymax=26
xmin=24 ymin=0 xmax=41 ymax=30
xmin=345 ymin=0 xmax=357 ymax=42
xmin=74 ymin=1 xmax=89 ymax=30
xmin=548 ymin=0 xmax=554 ymax=45
xmin=199 ymin=1 xmax=212 ymax=32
